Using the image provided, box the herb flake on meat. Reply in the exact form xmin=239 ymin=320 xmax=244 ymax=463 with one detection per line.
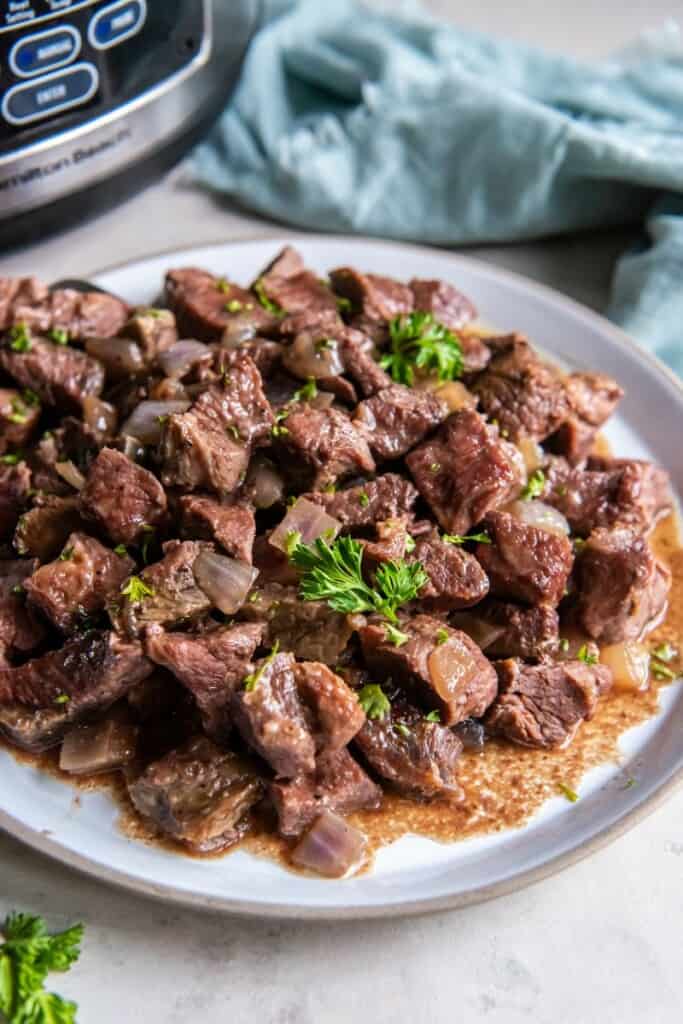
xmin=357 ymin=683 xmax=390 ymax=720
xmin=442 ymin=531 xmax=491 ymax=546
xmin=121 ymin=575 xmax=155 ymax=604
xmin=243 ymin=640 xmax=280 ymax=692
xmin=520 ymin=468 xmax=546 ymax=501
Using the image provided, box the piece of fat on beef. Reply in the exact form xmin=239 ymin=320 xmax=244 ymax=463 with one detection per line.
xmin=304 ymin=473 xmax=418 ymax=531
xmin=160 ymin=353 xmax=273 ymax=495
xmin=1 ymin=335 xmax=104 ymax=411
xmin=548 ymin=372 xmax=623 ymax=464
xmin=144 ymin=621 xmax=264 ymax=742
xmin=485 ymin=658 xmax=612 ymax=749
xmin=412 ymin=532 xmax=489 ymax=612
xmin=329 ymin=267 xmax=413 ymax=322
xmin=354 ymin=698 xmax=464 ymax=800
xmin=294 ymin=661 xmax=366 ymax=752
xmin=256 ymin=246 xmax=339 ymax=316
xmin=0 ymin=461 xmax=31 ymax=540
xmin=270 ymin=747 xmax=382 ymax=837
xmin=80 ymin=447 xmax=167 ymax=545
xmin=406 ymin=409 xmax=523 ymax=535
xmin=273 ymin=402 xmax=375 ymax=490
xmin=124 ymin=307 xmax=177 ymax=362
xmin=178 ymin=494 xmax=255 ymax=563
xmin=353 ymin=384 xmax=447 ymax=461
xmin=240 ymin=583 xmax=360 ymax=665
xmin=231 ymin=651 xmax=316 ymax=778
xmin=165 ymin=267 xmax=276 ymax=341
xmin=409 ymin=278 xmax=477 ymax=331
xmin=360 ymin=614 xmax=497 ymax=726
xmin=128 ymin=736 xmax=264 ymax=853
xmin=475 ymin=510 xmax=574 ymax=607
xmin=472 ymin=334 xmax=570 ymax=442
xmin=0 ymin=559 xmax=46 ymax=662
xmin=574 ymin=526 xmax=671 ymax=644
xmin=452 ymin=600 xmax=560 ymax=660
xmin=14 ymin=494 xmax=81 ymax=561
xmin=0 ymin=629 xmax=152 ymax=709
xmin=0 ymin=387 xmax=41 ymax=453
xmin=111 ymin=540 xmax=212 ymax=638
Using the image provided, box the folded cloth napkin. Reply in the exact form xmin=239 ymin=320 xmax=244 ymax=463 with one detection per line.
xmin=193 ymin=0 xmax=683 ymax=373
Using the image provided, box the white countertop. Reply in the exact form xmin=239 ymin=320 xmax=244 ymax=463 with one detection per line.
xmin=1 ymin=3 xmax=682 ymax=1022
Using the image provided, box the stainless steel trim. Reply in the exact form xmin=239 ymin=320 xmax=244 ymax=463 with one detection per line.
xmin=9 ymin=23 xmax=82 ymax=78
xmin=2 ymin=61 xmax=99 ymax=127
xmin=0 ymin=1 xmax=99 ymax=35
xmin=87 ymin=0 xmax=147 ymax=52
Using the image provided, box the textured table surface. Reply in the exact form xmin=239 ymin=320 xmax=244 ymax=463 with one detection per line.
xmin=1 ymin=3 xmax=682 ymax=1022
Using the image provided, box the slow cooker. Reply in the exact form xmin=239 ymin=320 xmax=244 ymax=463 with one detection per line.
xmin=0 ymin=0 xmax=261 ymax=246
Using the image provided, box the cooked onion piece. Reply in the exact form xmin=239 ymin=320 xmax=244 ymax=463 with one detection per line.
xmin=59 ymin=717 xmax=138 ymax=774
xmin=120 ymin=400 xmax=190 ymax=445
xmin=505 ymin=499 xmax=570 ymax=537
xmin=245 ymin=457 xmax=285 ymax=509
xmin=291 ymin=810 xmax=366 ymax=878
xmin=282 ymin=332 xmax=344 ymax=379
xmin=269 ymin=497 xmax=341 ymax=554
xmin=55 ymin=459 xmax=86 ymax=491
xmin=600 ymin=642 xmax=650 ymax=692
xmin=158 ymin=340 xmax=210 ymax=378
xmin=517 ymin=437 xmax=544 ymax=474
xmin=82 ymin=395 xmax=117 ymax=436
xmin=86 ymin=336 xmax=144 ymax=378
xmin=193 ymin=549 xmax=258 ymax=615
xmin=433 ymin=380 xmax=476 ymax=413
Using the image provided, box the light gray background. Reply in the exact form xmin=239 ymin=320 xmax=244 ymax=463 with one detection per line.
xmin=1 ymin=3 xmax=682 ymax=1022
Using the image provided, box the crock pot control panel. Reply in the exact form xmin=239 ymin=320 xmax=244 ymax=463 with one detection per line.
xmin=0 ymin=0 xmax=207 ymax=150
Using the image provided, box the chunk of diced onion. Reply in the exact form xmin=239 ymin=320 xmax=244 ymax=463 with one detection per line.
xmin=59 ymin=717 xmax=137 ymax=775
xmin=291 ymin=810 xmax=366 ymax=878
xmin=282 ymin=332 xmax=344 ymax=379
xmin=600 ymin=641 xmax=650 ymax=692
xmin=193 ymin=549 xmax=258 ymax=615
xmin=269 ymin=497 xmax=341 ymax=554
xmin=120 ymin=400 xmax=190 ymax=444
xmin=505 ymin=499 xmax=570 ymax=537
xmin=55 ymin=459 xmax=85 ymax=491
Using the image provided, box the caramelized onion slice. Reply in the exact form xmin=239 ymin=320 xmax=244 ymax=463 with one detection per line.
xmin=120 ymin=400 xmax=190 ymax=445
xmin=517 ymin=437 xmax=544 ymax=474
xmin=193 ymin=550 xmax=258 ymax=615
xmin=282 ymin=332 xmax=344 ymax=380
xmin=158 ymin=340 xmax=210 ymax=378
xmin=245 ymin=457 xmax=285 ymax=510
xmin=55 ymin=459 xmax=86 ymax=491
xmin=291 ymin=810 xmax=366 ymax=878
xmin=59 ymin=717 xmax=138 ymax=775
xmin=86 ymin=336 xmax=145 ymax=378
xmin=82 ymin=395 xmax=117 ymax=436
xmin=269 ymin=497 xmax=341 ymax=554
xmin=600 ymin=641 xmax=650 ymax=692
xmin=428 ymin=634 xmax=480 ymax=706
xmin=505 ymin=499 xmax=570 ymax=537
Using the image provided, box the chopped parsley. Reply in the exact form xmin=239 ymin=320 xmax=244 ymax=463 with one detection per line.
xmin=429 ymin=462 xmax=441 ymax=474
xmin=394 ymin=722 xmax=411 ymax=738
xmin=559 ymin=638 xmax=569 ymax=652
xmin=435 ymin=628 xmax=449 ymax=646
xmin=226 ymin=424 xmax=241 ymax=441
xmin=314 ymin=338 xmax=334 ymax=352
xmin=336 ymin=295 xmax=352 ymax=313
xmin=113 ymin=544 xmax=128 ymax=557
xmin=284 ymin=529 xmax=302 ymax=558
xmin=11 ymin=584 xmax=24 ymax=597
xmin=225 ymin=299 xmax=243 ymax=314
xmin=7 ymin=396 xmax=31 ymax=425
xmin=48 ymin=327 xmax=69 ymax=346
xmin=357 ymin=683 xmax=390 ymax=720
xmin=8 ymin=322 xmax=31 ymax=352
xmin=385 ymin=623 xmax=409 ymax=647
xmin=216 ymin=277 xmax=231 ymax=294
xmin=358 ymin=491 xmax=370 ymax=508
xmin=425 ymin=710 xmax=441 ymax=722
xmin=573 ymin=537 xmax=586 ymax=551
xmin=404 ymin=534 xmax=416 ymax=554
xmin=558 ymin=783 xmax=579 ymax=803
xmin=253 ymin=278 xmax=285 ymax=316
xmin=520 ymin=468 xmax=546 ymax=501
xmin=291 ymin=378 xmax=318 ymax=403
xmin=0 ymin=452 xmax=22 ymax=465
xmin=0 ymin=911 xmax=83 ymax=1023
xmin=621 ymin=777 xmax=637 ymax=790
xmin=54 ymin=694 xmax=70 ymax=705
xmin=21 ymin=389 xmax=40 ymax=407
xmin=577 ymin=644 xmax=598 ymax=666
xmin=380 ymin=311 xmax=464 ymax=386
xmin=271 ymin=424 xmax=289 ymax=438
xmin=652 ymin=659 xmax=677 ymax=681
xmin=442 ymin=531 xmax=491 ymax=546
xmin=243 ymin=640 xmax=280 ymax=692
xmin=652 ymin=642 xmax=677 ymax=662
xmin=121 ymin=575 xmax=155 ymax=603
xmin=58 ymin=546 xmax=74 ymax=562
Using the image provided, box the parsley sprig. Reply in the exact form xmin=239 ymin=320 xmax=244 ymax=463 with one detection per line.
xmin=0 ymin=912 xmax=83 ymax=1023
xmin=379 ymin=311 xmax=463 ymax=386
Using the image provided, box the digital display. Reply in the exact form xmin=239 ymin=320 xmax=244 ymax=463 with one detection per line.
xmin=0 ymin=1 xmax=98 ymax=34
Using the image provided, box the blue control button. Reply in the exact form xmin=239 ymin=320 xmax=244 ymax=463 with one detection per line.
xmin=9 ymin=26 xmax=81 ymax=78
xmin=88 ymin=0 xmax=147 ymax=51
xmin=2 ymin=63 xmax=99 ymax=126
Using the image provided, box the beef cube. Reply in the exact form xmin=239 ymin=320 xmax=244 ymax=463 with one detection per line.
xmin=354 ymin=384 xmax=447 ymax=461
xmin=0 ymin=277 xmax=48 ymax=329
xmin=354 ymin=698 xmax=464 ymax=799
xmin=0 ymin=278 xmax=128 ymax=339
xmin=329 ymin=267 xmax=413 ymax=322
xmin=80 ymin=447 xmax=167 ymax=545
xmin=274 ymin=403 xmax=375 ymax=490
xmin=258 ymin=245 xmax=305 ymax=280
xmin=251 ymin=535 xmax=300 ymax=588
xmin=232 ymin=651 xmax=315 ymax=777
xmin=221 ymin=337 xmax=282 ymax=378
xmin=459 ymin=331 xmax=492 ymax=375
xmin=456 ymin=600 xmax=560 ymax=660
xmin=575 ymin=527 xmax=671 ymax=643
xmin=406 ymin=410 xmax=523 ymax=534
xmin=360 ymin=614 xmax=497 ymax=726
xmin=23 ymin=532 xmax=134 ymax=632
xmin=1 ymin=335 xmax=104 ymax=411
xmin=475 ymin=511 xmax=574 ymax=607
xmin=548 ymin=373 xmax=623 ymax=464
xmin=160 ymin=353 xmax=273 ymax=494
xmin=240 ymin=583 xmax=358 ymax=665
xmin=179 ymin=494 xmax=255 ymax=563
xmin=278 ymin=308 xmax=342 ymax=339
xmin=256 ymin=246 xmax=339 ymax=316
xmin=14 ymin=494 xmax=81 ymax=561
xmin=338 ymin=329 xmax=392 ymax=397
xmin=294 ymin=661 xmax=366 ymax=752
xmin=125 ymin=307 xmax=177 ymax=362
xmin=0 ymin=629 xmax=152 ymax=709
xmin=472 ymin=335 xmax=570 ymax=441
xmin=165 ymin=267 xmax=276 ymax=341
xmin=270 ymin=748 xmax=381 ymax=837
xmin=145 ymin=622 xmax=264 ymax=742
xmin=409 ymin=278 xmax=477 ymax=330
xmin=412 ymin=533 xmax=489 ymax=612
xmin=0 ymin=559 xmax=46 ymax=662
xmin=0 ymin=461 xmax=31 ymax=540
xmin=485 ymin=658 xmax=612 ymax=748
xmin=111 ymin=540 xmax=212 ymax=638
xmin=128 ymin=736 xmax=263 ymax=853
xmin=362 ymin=518 xmax=411 ymax=567
xmin=0 ymin=388 xmax=41 ymax=453
xmin=0 ymin=702 xmax=82 ymax=753
xmin=305 ymin=474 xmax=418 ymax=530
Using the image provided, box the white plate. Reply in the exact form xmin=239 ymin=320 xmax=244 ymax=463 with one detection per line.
xmin=1 ymin=236 xmax=682 ymax=919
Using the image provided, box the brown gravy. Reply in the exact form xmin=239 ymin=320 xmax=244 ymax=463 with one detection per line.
xmin=3 ymin=516 xmax=682 ymax=876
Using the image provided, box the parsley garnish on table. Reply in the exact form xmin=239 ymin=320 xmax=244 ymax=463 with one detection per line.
xmin=0 ymin=912 xmax=83 ymax=1023
xmin=379 ymin=311 xmax=464 ymax=386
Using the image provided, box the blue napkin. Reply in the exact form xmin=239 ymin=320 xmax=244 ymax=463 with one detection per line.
xmin=193 ymin=1 xmax=683 ymax=374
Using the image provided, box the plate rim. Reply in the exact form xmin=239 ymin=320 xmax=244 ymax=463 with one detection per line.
xmin=2 ymin=233 xmax=682 ymax=920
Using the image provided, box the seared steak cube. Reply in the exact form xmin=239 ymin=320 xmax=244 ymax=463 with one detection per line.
xmin=475 ymin=510 xmax=574 ymax=607
xmin=179 ymin=494 xmax=255 ymax=563
xmin=160 ymin=354 xmax=273 ymax=494
xmin=145 ymin=622 xmax=263 ymax=742
xmin=339 ymin=329 xmax=392 ymax=396
xmin=409 ymin=278 xmax=476 ymax=330
xmin=412 ymin=532 xmax=489 ymax=612
xmin=472 ymin=335 xmax=570 ymax=441
xmin=460 ymin=600 xmax=560 ymax=660
xmin=231 ymin=651 xmax=315 ymax=778
xmin=0 ymin=460 xmax=31 ymax=540
xmin=274 ymin=403 xmax=375 ymax=490
xmin=269 ymin=748 xmax=382 ymax=837
xmin=0 ymin=278 xmax=128 ymax=339
xmin=125 ymin=307 xmax=177 ymax=362
xmin=24 ymin=532 xmax=134 ymax=632
xmin=128 ymin=736 xmax=263 ymax=853
xmin=80 ymin=447 xmax=167 ymax=545
xmin=0 ymin=387 xmax=41 ymax=453
xmin=485 ymin=658 xmax=612 ymax=748
xmin=329 ymin=267 xmax=413 ymax=322
xmin=1 ymin=335 xmax=104 ymax=411
xmin=354 ymin=698 xmax=464 ymax=799
xmin=305 ymin=473 xmax=418 ymax=529
xmin=0 ymin=558 xmax=46 ymax=662
xmin=549 ymin=372 xmax=623 ymax=464
xmin=354 ymin=384 xmax=447 ymax=461
xmin=406 ymin=410 xmax=523 ymax=534
xmin=294 ymin=661 xmax=366 ymax=752
xmin=165 ymin=267 xmax=275 ymax=341
xmin=257 ymin=246 xmax=339 ymax=316
xmin=575 ymin=527 xmax=671 ymax=643
xmin=360 ymin=614 xmax=497 ymax=726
